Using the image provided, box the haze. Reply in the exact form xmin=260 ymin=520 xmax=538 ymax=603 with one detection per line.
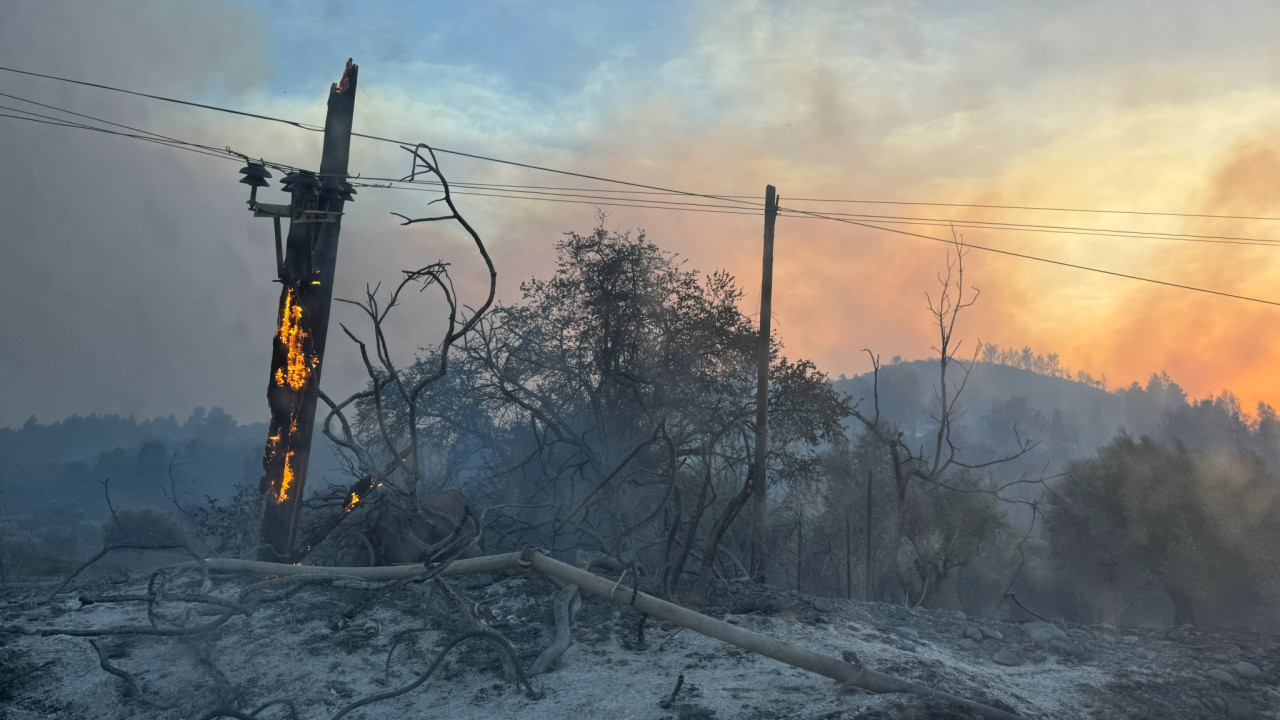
xmin=3 ymin=0 xmax=1280 ymax=427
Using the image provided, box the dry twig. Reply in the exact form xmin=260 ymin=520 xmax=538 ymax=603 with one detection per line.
xmin=88 ymin=639 xmax=174 ymax=709
xmin=335 ymin=629 xmax=541 ymax=720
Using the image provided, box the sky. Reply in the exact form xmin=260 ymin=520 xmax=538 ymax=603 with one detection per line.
xmin=3 ymin=0 xmax=1280 ymax=428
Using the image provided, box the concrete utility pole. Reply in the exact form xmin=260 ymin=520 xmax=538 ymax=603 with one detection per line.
xmin=256 ymin=60 xmax=359 ymax=561
xmin=751 ymin=185 xmax=778 ymax=579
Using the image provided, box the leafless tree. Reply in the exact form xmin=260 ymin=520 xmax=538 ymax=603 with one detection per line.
xmin=294 ymin=144 xmax=496 ymax=565
xmin=850 ymin=230 xmax=1035 ymax=605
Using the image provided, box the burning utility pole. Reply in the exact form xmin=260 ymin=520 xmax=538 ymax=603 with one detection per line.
xmin=243 ymin=60 xmax=359 ymax=561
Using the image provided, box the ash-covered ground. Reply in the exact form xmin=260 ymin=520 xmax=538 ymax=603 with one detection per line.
xmin=1 ymin=565 xmax=1277 ymax=720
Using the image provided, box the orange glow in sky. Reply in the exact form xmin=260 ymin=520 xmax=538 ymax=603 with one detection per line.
xmin=7 ymin=1 xmax=1280 ymax=426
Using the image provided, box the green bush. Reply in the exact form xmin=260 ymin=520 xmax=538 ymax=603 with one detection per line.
xmin=1047 ymin=433 xmax=1280 ymax=627
xmin=193 ymin=481 xmax=263 ymax=557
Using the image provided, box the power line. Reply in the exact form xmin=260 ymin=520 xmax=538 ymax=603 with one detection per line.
xmin=0 ymin=111 xmax=240 ymax=163
xmin=353 ymin=179 xmax=766 ymax=212
xmin=0 ymin=64 xmax=767 ymax=211
xmin=782 ymin=206 xmax=1280 ymax=308
xmin=355 ymin=178 xmax=1280 ymax=304
xmin=434 ymin=188 xmax=764 ymax=217
xmin=775 ymin=196 xmax=1280 ymax=224
xmin=356 ymin=178 xmax=1280 ymax=248
xmin=8 ymin=63 xmax=1280 ymax=225
xmin=0 ymin=65 xmax=326 ymax=132
xmin=385 ymin=178 xmax=1280 ymax=224
xmin=306 ymin=175 xmax=1280 ymax=225
xmin=0 ymin=90 xmax=185 ymax=145
xmin=0 ymin=100 xmax=761 ymax=222
xmin=5 ymin=66 xmax=1279 ymax=307
xmin=8 ymin=108 xmax=1279 ymax=307
xmin=0 ymin=95 xmax=316 ymax=175
xmin=2 ymin=100 xmax=1275 ymax=252
xmin=781 ymin=211 xmax=1280 ymax=248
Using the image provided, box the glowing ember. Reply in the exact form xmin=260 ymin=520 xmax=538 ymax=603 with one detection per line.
xmin=274 ymin=289 xmax=317 ymax=391
xmin=335 ymin=58 xmax=356 ymax=94
xmin=278 ymin=451 xmax=296 ymax=502
xmin=344 ymin=492 xmax=361 ymax=512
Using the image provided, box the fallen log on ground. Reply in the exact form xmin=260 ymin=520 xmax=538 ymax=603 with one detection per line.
xmin=203 ymin=550 xmax=1026 ymax=720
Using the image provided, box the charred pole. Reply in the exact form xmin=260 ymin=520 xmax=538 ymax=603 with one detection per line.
xmin=257 ymin=60 xmax=358 ymax=561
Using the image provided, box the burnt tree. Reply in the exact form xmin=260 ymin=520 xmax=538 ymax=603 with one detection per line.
xmin=851 ymin=231 xmax=1034 ymax=605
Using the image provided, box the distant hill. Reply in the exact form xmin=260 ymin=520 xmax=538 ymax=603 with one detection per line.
xmin=0 ymin=408 xmax=348 ymax=522
xmin=0 ymin=408 xmax=260 ymax=466
xmin=836 ymin=358 xmax=1122 ymax=443
xmin=831 ymin=358 xmax=1274 ymax=500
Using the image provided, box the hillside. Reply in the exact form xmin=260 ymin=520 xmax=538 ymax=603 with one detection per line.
xmin=831 ymin=360 xmax=1255 ymax=483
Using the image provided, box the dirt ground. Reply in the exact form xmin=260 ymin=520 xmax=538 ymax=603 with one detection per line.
xmin=1 ymin=564 xmax=1277 ymax=720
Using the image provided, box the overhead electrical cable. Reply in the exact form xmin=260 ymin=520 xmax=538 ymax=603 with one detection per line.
xmin=773 ymin=196 xmax=1280 ymax=224
xmin=361 ymin=180 xmax=1274 ymax=244
xmin=0 ymin=65 xmax=326 ymax=132
xmin=8 ymin=64 xmax=1280 ymax=224
xmin=4 ymin=66 xmax=1280 ymax=306
xmin=0 ymin=94 xmax=313 ymax=174
xmin=355 ymin=178 xmax=1280 ymax=248
xmin=353 ymin=179 xmax=767 ymax=212
xmin=0 ymin=64 xmax=768 ymax=211
xmin=0 ymin=111 xmax=240 ymax=163
xmin=305 ymin=175 xmax=1280 ymax=225
xmin=0 ymin=106 xmax=760 ymax=219
xmin=780 ymin=206 xmax=1280 ymax=308
xmin=0 ymin=90 xmax=190 ymax=145
xmin=431 ymin=189 xmax=765 ymax=217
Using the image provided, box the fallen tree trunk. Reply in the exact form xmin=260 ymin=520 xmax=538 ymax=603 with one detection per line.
xmin=203 ymin=550 xmax=1025 ymax=720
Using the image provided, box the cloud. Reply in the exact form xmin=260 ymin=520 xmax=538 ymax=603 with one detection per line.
xmin=549 ymin=0 xmax=1280 ymax=410
xmin=5 ymin=0 xmax=1280 ymax=426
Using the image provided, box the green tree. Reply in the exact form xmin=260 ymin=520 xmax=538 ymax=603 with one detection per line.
xmin=1046 ymin=433 xmax=1280 ymax=626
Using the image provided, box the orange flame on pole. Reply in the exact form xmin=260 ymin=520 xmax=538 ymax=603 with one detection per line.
xmin=275 ymin=289 xmax=317 ymax=391
xmin=278 ymin=451 xmax=297 ymax=502
xmin=344 ymin=492 xmax=361 ymax=512
xmin=335 ymin=58 xmax=356 ymax=94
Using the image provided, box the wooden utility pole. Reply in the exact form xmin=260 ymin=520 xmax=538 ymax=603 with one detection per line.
xmin=865 ymin=469 xmax=873 ymax=601
xmin=751 ymin=185 xmax=778 ymax=579
xmin=257 ymin=60 xmax=359 ymax=561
